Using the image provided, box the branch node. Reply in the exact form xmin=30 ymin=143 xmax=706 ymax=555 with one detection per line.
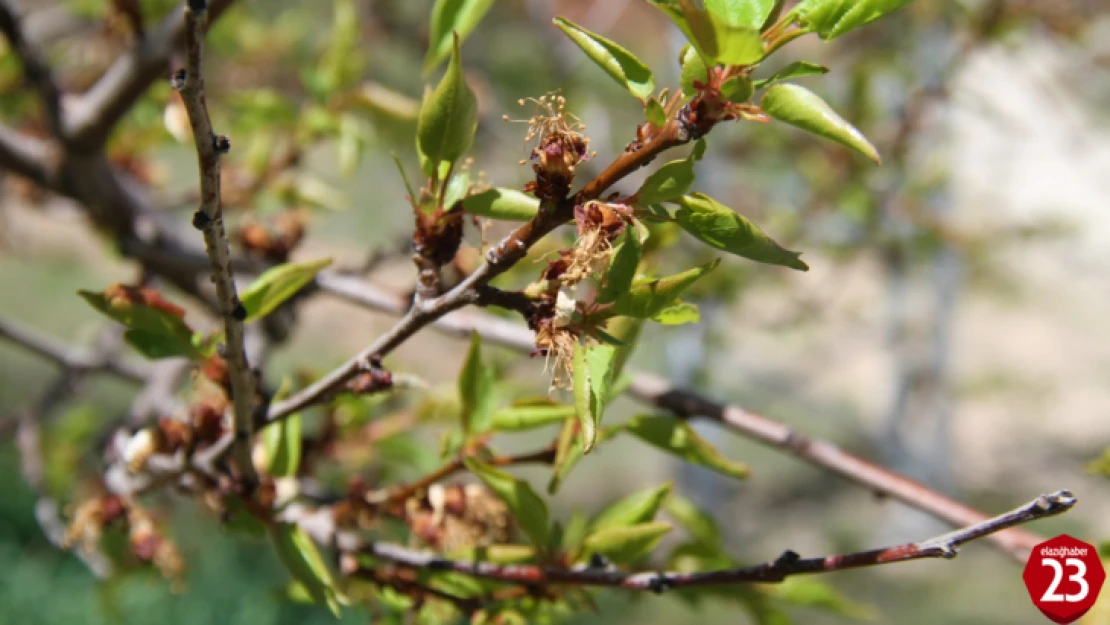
xmin=170 ymin=69 xmax=187 ymax=91
xmin=191 ymin=210 xmax=212 ymax=230
xmin=231 ymin=303 xmax=247 ymax=321
xmin=187 ymin=0 xmax=208 ymax=13
xmin=213 ymin=134 xmax=230 ymax=154
xmin=646 ymin=573 xmax=671 ymax=594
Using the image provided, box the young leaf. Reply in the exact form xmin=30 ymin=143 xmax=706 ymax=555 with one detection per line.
xmin=591 ymin=482 xmax=673 ymax=530
xmin=651 ymin=300 xmax=701 ymax=325
xmin=645 ymin=97 xmax=667 ymax=127
xmin=624 ymin=415 xmax=749 ymax=479
xmin=416 ymin=33 xmax=479 ymax=177
xmin=792 ymin=0 xmax=913 ymax=40
xmin=679 ymin=44 xmax=709 ymax=96
xmin=462 ymin=188 xmax=540 ymax=221
xmin=269 ymin=523 xmax=343 ymax=616
xmin=423 ymin=0 xmax=495 ymax=74
xmin=771 ymin=578 xmax=878 ymax=620
xmin=78 ymin=288 xmax=201 ymax=360
xmin=553 ymin=17 xmax=654 ymax=101
xmin=492 ymin=402 xmax=575 ymax=431
xmin=679 ymin=0 xmax=765 ymax=65
xmin=608 ymin=259 xmax=720 ymax=320
xmin=761 ymin=83 xmax=879 ymax=163
xmin=664 ymin=492 xmax=722 ymax=548
xmin=264 ymin=412 xmax=302 ymax=477
xmin=674 ymin=193 xmax=808 ymax=270
xmin=607 ymin=316 xmax=643 ymax=380
xmin=597 ymin=227 xmax=642 ymax=305
xmin=465 ymin=459 xmax=550 ymax=549
xmin=122 ymin=329 xmax=199 ymax=360
xmin=572 ymin=343 xmax=618 ymax=453
xmin=705 ymin=0 xmax=778 ymax=30
xmin=720 ymin=75 xmax=753 ymax=103
xmin=240 ymin=258 xmax=333 ymax=323
xmin=635 ymin=151 xmax=697 ymax=206
xmin=583 ymin=522 xmax=672 ymax=564
xmin=548 ymin=415 xmax=584 ymax=494
xmin=753 ymin=60 xmax=829 ymax=89
xmin=459 ymin=333 xmax=496 ymax=435
xmin=442 ymin=170 xmax=471 ymax=209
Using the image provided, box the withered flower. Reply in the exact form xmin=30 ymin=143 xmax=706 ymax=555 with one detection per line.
xmin=506 ymin=92 xmax=594 ymax=200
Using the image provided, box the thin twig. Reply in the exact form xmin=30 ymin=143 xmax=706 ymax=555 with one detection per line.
xmin=178 ymin=0 xmax=256 ymax=486
xmin=371 ymin=447 xmax=557 ymax=506
xmin=0 ymin=314 xmax=148 ymax=383
xmin=64 ymin=0 xmax=235 ymax=150
xmin=309 ymin=276 xmax=1049 ymax=561
xmin=268 ymin=118 xmax=695 ymax=422
xmin=0 ymin=1 xmax=63 ymax=136
xmin=357 ymin=491 xmax=1073 ymax=590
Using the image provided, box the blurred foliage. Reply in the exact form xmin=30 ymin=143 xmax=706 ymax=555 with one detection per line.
xmin=1 ymin=0 xmax=1108 ymax=623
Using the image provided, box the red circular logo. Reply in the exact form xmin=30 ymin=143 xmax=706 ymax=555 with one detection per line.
xmin=1023 ymin=534 xmax=1106 ymax=623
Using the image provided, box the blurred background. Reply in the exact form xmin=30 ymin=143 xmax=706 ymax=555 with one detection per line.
xmin=1 ymin=0 xmax=1109 ymax=623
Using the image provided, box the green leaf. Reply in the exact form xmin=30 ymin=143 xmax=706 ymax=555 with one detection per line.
xmin=771 ymin=578 xmax=877 ymax=620
xmin=679 ymin=0 xmax=765 ymax=65
xmin=624 ymin=415 xmax=749 ymax=479
xmin=416 ymin=33 xmax=479 ymax=177
xmin=679 ymin=44 xmax=709 ymax=96
xmin=761 ymin=83 xmax=879 ymax=163
xmin=651 ymin=300 xmax=701 ymax=325
xmin=442 ymin=170 xmax=471 ymax=209
xmin=635 ymin=149 xmax=698 ymax=205
xmin=122 ymin=329 xmax=199 ymax=360
xmin=609 ymin=259 xmax=720 ymax=319
xmin=705 ymin=0 xmax=778 ymax=29
xmin=753 ymin=60 xmax=829 ymax=89
xmin=492 ymin=402 xmax=575 ymax=431
xmin=548 ymin=415 xmax=584 ymax=494
xmin=607 ymin=316 xmax=643 ymax=380
xmin=424 ymin=0 xmax=495 ymax=74
xmin=674 ymin=193 xmax=808 ymax=270
xmin=572 ymin=343 xmax=617 ymax=453
xmin=592 ymin=483 xmax=673 ymax=530
xmin=583 ymin=522 xmax=672 ymax=564
xmin=459 ymin=333 xmax=497 ymax=435
xmin=270 ymin=523 xmax=343 ymax=617
xmin=264 ymin=413 xmax=302 ymax=478
xmin=792 ymin=0 xmax=914 ymax=40
xmin=720 ymin=76 xmax=753 ymax=103
xmin=645 ymin=97 xmax=667 ymax=127
xmin=78 ymin=289 xmax=201 ymax=360
xmin=664 ymin=492 xmax=721 ymax=548
xmin=462 ymin=188 xmax=540 ymax=221
xmin=240 ymin=258 xmax=333 ymax=323
xmin=553 ymin=17 xmax=654 ymax=101
xmin=465 ymin=459 xmax=550 ymax=549
xmin=597 ymin=227 xmax=642 ymax=305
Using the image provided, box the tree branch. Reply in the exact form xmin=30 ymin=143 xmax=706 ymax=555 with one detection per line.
xmin=0 ymin=314 xmax=148 ymax=383
xmin=308 ymin=275 xmax=1049 ymax=561
xmin=268 ymin=117 xmax=696 ymax=422
xmin=0 ymin=0 xmax=63 ymax=136
xmin=177 ymin=0 xmax=256 ymax=485
xmin=354 ymin=490 xmax=1073 ymax=590
xmin=63 ymin=0 xmax=235 ymax=150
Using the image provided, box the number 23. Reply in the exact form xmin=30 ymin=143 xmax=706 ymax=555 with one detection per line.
xmin=1042 ymin=558 xmax=1089 ymax=603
